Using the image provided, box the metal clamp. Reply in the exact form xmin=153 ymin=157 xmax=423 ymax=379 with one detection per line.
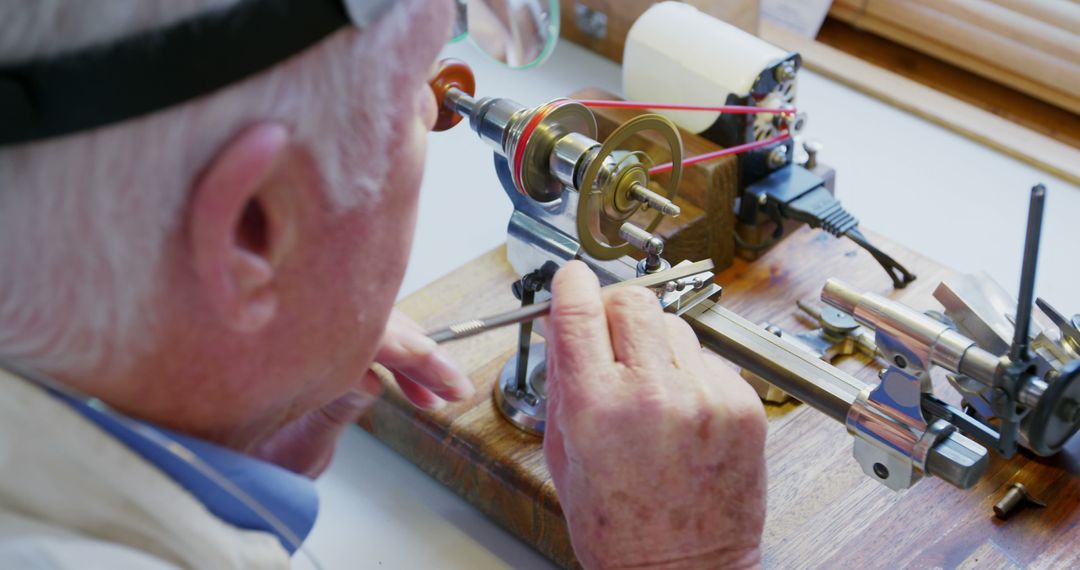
xmin=847 ymin=367 xmax=937 ymax=489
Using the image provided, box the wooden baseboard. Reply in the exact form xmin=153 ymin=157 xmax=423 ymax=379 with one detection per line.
xmin=363 ymin=230 xmax=1080 ymax=568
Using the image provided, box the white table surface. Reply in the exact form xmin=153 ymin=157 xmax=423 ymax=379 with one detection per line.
xmin=302 ymin=38 xmax=1079 ymax=569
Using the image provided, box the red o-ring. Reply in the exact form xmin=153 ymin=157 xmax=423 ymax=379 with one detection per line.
xmin=512 ymin=99 xmax=571 ymax=197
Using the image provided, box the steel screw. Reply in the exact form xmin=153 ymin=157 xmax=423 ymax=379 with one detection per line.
xmin=774 ymin=61 xmax=797 ymax=83
xmin=803 ymin=140 xmax=823 ymax=169
xmin=574 ymin=3 xmax=608 ymax=39
xmin=767 ymin=145 xmax=788 ymax=170
xmin=872 ymin=462 xmax=889 ymax=479
xmin=789 ymin=112 xmax=807 ymax=134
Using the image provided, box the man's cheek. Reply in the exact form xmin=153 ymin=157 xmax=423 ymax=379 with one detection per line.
xmin=380 ymin=163 xmax=420 ymax=286
xmin=346 ymin=105 xmax=427 ymax=311
xmin=387 ymin=116 xmax=428 ymax=236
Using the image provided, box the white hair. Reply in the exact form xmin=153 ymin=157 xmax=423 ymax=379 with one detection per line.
xmin=0 ymin=0 xmax=420 ymax=376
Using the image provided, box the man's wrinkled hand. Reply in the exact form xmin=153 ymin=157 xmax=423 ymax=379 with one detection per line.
xmin=543 ymin=261 xmax=768 ymax=570
xmin=253 ymin=309 xmax=473 ymax=477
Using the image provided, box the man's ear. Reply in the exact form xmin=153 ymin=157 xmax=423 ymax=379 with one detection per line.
xmin=189 ymin=123 xmax=298 ymax=333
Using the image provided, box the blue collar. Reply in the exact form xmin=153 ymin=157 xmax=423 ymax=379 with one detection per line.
xmin=52 ymin=391 xmax=319 ymax=554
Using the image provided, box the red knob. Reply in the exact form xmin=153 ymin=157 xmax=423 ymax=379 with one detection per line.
xmin=429 ymin=58 xmax=475 ymax=132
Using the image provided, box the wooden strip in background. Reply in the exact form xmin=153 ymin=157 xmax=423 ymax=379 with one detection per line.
xmin=814 ymin=18 xmax=1080 ymax=150
xmin=987 ymin=0 xmax=1080 ymax=34
xmin=915 ymin=0 xmax=1079 ymax=62
xmin=760 ymin=21 xmax=1080 ymax=187
xmin=833 ymin=0 xmax=1080 ymax=114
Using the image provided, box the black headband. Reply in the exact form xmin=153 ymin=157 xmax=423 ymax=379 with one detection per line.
xmin=0 ymin=0 xmax=389 ymax=147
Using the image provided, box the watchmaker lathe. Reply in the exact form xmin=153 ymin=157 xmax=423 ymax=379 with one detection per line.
xmin=365 ymin=3 xmax=1080 ymax=567
xmin=423 ymin=1 xmax=1075 ymax=494
xmin=429 ymin=47 xmax=1080 ymax=488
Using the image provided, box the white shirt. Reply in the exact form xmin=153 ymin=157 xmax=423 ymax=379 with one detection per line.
xmin=0 ymin=367 xmax=292 ymax=569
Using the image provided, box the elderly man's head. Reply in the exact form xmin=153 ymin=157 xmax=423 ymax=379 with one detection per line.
xmin=0 ymin=0 xmax=452 ymax=447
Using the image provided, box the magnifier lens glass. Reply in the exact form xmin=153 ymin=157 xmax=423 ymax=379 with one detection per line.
xmin=458 ymin=0 xmax=559 ymax=69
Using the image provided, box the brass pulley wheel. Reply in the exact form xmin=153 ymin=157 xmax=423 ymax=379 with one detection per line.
xmin=512 ymin=99 xmax=596 ymax=203
xmin=576 ymin=114 xmax=683 ymax=261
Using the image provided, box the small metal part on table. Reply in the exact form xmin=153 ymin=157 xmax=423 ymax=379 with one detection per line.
xmin=994 ymin=482 xmax=1046 ymax=519
xmin=774 ymin=61 xmax=798 ymax=83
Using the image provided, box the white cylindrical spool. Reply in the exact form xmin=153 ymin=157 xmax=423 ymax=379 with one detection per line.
xmin=622 ymin=2 xmax=788 ymax=134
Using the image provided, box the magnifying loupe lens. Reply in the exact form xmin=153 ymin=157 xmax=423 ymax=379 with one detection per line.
xmin=459 ymin=0 xmax=559 ymax=69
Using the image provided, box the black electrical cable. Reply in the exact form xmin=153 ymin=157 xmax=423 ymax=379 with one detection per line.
xmin=845 ymin=228 xmax=917 ymax=289
xmin=774 ymin=185 xmax=917 ymax=289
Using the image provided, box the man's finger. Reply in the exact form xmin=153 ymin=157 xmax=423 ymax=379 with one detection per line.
xmin=702 ymin=352 xmax=763 ymax=408
xmin=603 ymin=286 xmax=672 ymax=371
xmin=393 ymin=374 xmax=448 ymax=410
xmin=663 ymin=313 xmax=704 ymax=372
xmin=549 ymin=261 xmax=614 ymax=383
xmin=375 ymin=312 xmax=475 ymax=401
